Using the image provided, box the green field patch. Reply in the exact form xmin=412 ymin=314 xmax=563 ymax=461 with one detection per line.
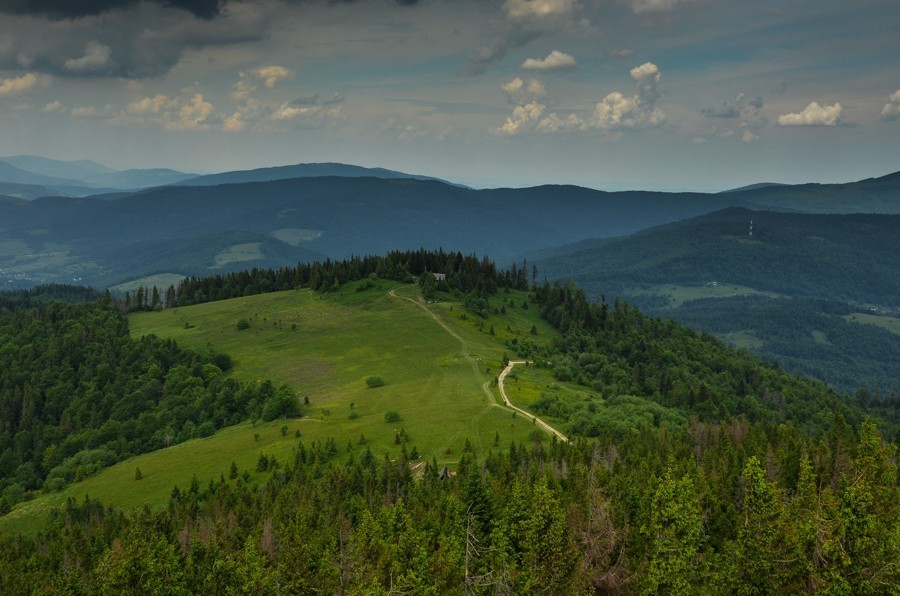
xmin=501 ymin=364 xmax=595 ymax=424
xmin=0 ymin=420 xmax=306 ymax=537
xmin=270 ymin=228 xmax=323 ymax=245
xmin=124 ymin=284 xmax=551 ymax=511
xmin=628 ymin=283 xmax=781 ymax=309
xmin=720 ymin=330 xmax=766 ymax=350
xmin=845 ymin=312 xmax=900 ymax=336
xmin=211 ymin=242 xmax=264 ymax=268
xmin=111 ymin=273 xmax=187 ymax=293
xmin=811 ymin=330 xmax=831 ymax=345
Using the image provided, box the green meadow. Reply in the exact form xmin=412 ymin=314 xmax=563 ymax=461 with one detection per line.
xmin=845 ymin=312 xmax=900 ymax=336
xmin=629 ymin=283 xmax=780 ymax=309
xmin=2 ymin=281 xmax=561 ymax=534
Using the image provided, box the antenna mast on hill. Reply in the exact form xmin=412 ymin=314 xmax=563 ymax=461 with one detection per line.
xmin=749 ymin=219 xmax=754 ymax=238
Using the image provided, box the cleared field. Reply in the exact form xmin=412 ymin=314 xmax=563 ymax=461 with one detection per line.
xmin=629 ymin=283 xmax=780 ymax=309
xmin=212 ymin=242 xmax=264 ymax=268
xmin=110 ymin=273 xmax=186 ymax=293
xmin=721 ymin=330 xmax=766 ymax=350
xmin=845 ymin=312 xmax=900 ymax=336
xmin=270 ymin=228 xmax=322 ymax=245
xmin=0 ymin=420 xmax=300 ymax=536
xmin=501 ymin=363 xmax=594 ymax=428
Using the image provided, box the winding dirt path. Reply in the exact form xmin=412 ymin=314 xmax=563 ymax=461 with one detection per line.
xmin=498 ymin=360 xmax=569 ymax=443
xmin=389 ymin=287 xmax=567 ymax=443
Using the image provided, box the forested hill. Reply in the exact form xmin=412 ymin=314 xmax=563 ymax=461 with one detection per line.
xmin=536 ymin=208 xmax=900 ymax=307
xmin=0 ymin=273 xmax=897 ymax=592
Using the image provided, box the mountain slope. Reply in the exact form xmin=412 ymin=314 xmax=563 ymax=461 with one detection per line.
xmin=725 ymin=170 xmax=900 ymax=213
xmin=535 ymin=207 xmax=900 ymax=392
xmin=537 ymin=207 xmax=900 ymax=307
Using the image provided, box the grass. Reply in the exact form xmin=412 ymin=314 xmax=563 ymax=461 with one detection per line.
xmin=845 ymin=312 xmax=900 ymax=336
xmin=212 ymin=242 xmax=264 ymax=268
xmin=721 ymin=330 xmax=766 ymax=350
xmin=2 ymin=281 xmax=560 ymax=536
xmin=269 ymin=228 xmax=322 ymax=245
xmin=501 ymin=363 xmax=595 ymax=428
xmin=0 ymin=420 xmax=305 ymax=536
xmin=629 ymin=283 xmax=781 ymax=309
xmin=110 ymin=273 xmax=186 ymax=293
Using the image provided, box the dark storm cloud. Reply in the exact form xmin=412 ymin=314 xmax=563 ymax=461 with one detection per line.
xmin=0 ymin=0 xmax=222 ymax=20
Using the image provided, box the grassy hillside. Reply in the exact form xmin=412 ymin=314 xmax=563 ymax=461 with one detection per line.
xmin=1 ymin=281 xmax=556 ymax=534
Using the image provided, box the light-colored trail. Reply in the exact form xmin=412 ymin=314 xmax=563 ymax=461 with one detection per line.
xmin=389 ymin=287 xmax=568 ymax=443
xmin=498 ymin=360 xmax=569 ymax=443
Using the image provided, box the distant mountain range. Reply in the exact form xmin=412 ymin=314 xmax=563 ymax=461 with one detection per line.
xmin=0 ymin=156 xmax=464 ymax=199
xmin=0 ymin=158 xmax=898 ymax=290
xmin=0 ymin=155 xmax=196 ymax=198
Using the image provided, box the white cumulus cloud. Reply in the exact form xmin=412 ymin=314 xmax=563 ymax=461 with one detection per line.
xmin=522 ymin=50 xmax=576 ymax=71
xmin=223 ymin=112 xmax=246 ymax=133
xmin=496 ymin=101 xmax=546 ymax=135
xmin=501 ymin=77 xmax=547 ymax=104
xmin=504 ymin=0 xmax=581 ymax=24
xmin=778 ymin=102 xmax=842 ymax=126
xmin=167 ymin=94 xmax=214 ymax=131
xmin=590 ymin=62 xmax=665 ymax=130
xmin=253 ymin=66 xmax=293 ymax=89
xmin=536 ymin=112 xmax=586 ymax=133
xmin=742 ymin=129 xmax=759 ymax=143
xmin=881 ymin=89 xmax=900 ymax=121
xmin=114 ymin=92 xmax=213 ymax=131
xmin=0 ymin=72 xmax=43 ymax=97
xmin=63 ymin=41 xmax=114 ymax=74
xmin=41 ymin=100 xmax=62 ymax=113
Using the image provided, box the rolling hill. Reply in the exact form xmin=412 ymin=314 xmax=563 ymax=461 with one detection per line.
xmin=177 ymin=162 xmax=462 ymax=187
xmin=535 ymin=208 xmax=900 ymax=393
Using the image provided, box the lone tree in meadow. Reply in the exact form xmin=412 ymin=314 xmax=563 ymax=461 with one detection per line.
xmin=262 ymin=385 xmax=301 ymax=421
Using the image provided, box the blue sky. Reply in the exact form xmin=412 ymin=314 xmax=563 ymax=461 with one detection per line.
xmin=0 ymin=0 xmax=897 ymax=191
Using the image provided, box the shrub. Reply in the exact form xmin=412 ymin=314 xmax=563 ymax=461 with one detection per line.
xmin=384 ymin=411 xmax=401 ymax=423
xmin=236 ymin=318 xmax=250 ymax=330
xmin=366 ymin=376 xmax=385 ymax=388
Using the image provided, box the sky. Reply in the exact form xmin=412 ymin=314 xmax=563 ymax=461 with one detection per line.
xmin=0 ymin=0 xmax=897 ymax=191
